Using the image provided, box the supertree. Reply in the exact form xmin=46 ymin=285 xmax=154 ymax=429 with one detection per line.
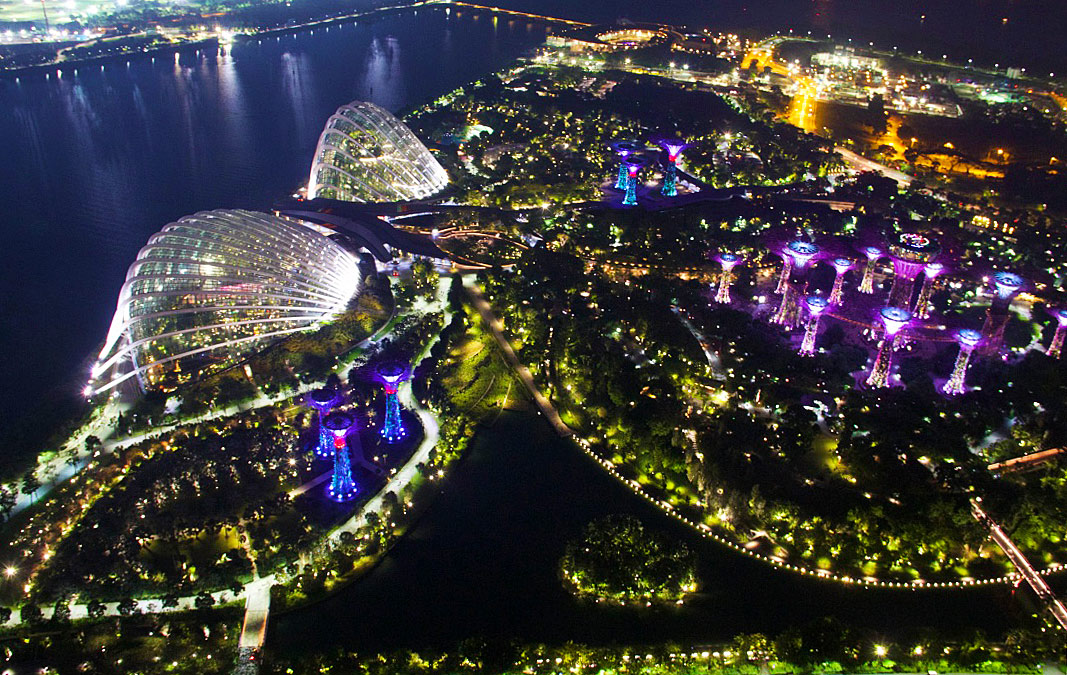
xmin=772 ymin=240 xmax=819 ymax=328
xmin=978 ymin=271 xmax=1025 ymax=356
xmin=622 ymin=157 xmax=646 ymax=207
xmin=715 ymin=253 xmax=743 ymax=304
xmin=610 ymin=140 xmax=643 ymax=190
xmin=828 ymin=257 xmax=854 ymax=306
xmin=322 ymin=412 xmax=358 ymax=502
xmin=914 ymin=262 xmax=945 ymax=320
xmin=657 ymin=139 xmax=689 ymax=197
xmin=378 ymin=363 xmax=409 ymax=443
xmin=308 ymin=388 xmax=341 ymax=460
xmin=858 ymin=246 xmax=883 ymax=294
xmin=775 ymin=252 xmax=793 ymax=295
xmin=943 ymin=329 xmax=983 ymax=396
xmin=866 ymin=306 xmax=912 ymax=388
xmin=886 ymin=232 xmax=940 ymax=309
xmin=1048 ymin=308 xmax=1067 ymax=359
xmin=799 ymin=296 xmax=831 ymax=356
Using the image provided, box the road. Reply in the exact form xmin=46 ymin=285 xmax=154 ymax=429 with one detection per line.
xmin=987 ymin=447 xmax=1065 ymax=474
xmin=835 ymin=146 xmax=915 ymax=187
xmin=463 ymin=280 xmax=574 ymax=438
xmin=970 ymin=498 xmax=1067 ymax=631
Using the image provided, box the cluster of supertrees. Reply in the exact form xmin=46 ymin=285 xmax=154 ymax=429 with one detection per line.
xmin=711 ymin=228 xmax=1065 ymax=395
xmin=305 ymin=362 xmax=410 ymax=503
xmin=609 ymin=138 xmax=690 ymax=206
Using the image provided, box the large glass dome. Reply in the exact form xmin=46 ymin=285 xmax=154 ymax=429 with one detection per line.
xmin=90 ymin=210 xmax=361 ymax=394
xmin=308 ymin=100 xmax=449 ymax=203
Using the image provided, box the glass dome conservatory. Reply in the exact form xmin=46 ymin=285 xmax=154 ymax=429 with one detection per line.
xmin=308 ymin=100 xmax=449 ymax=203
xmin=90 ymin=210 xmax=361 ymax=394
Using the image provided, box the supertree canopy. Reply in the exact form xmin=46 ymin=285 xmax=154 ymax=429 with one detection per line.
xmin=715 ymin=253 xmax=743 ymax=304
xmin=866 ymin=306 xmax=912 ymax=388
xmin=1048 ymin=308 xmax=1067 ymax=359
xmin=886 ymin=232 xmax=940 ymax=309
xmin=858 ymin=245 xmax=883 ymax=294
xmin=799 ymin=296 xmax=831 ymax=356
xmin=943 ymin=329 xmax=983 ymax=396
xmin=308 ymin=388 xmax=342 ymax=460
xmin=915 ymin=262 xmax=946 ymax=320
xmin=828 ymin=257 xmax=854 ymax=306
xmin=322 ymin=412 xmax=358 ymax=502
xmin=979 ymin=271 xmax=1026 ymax=355
xmin=772 ymin=241 xmax=820 ymax=328
xmin=378 ymin=362 xmax=409 ymax=443
xmin=657 ymin=139 xmax=689 ymax=197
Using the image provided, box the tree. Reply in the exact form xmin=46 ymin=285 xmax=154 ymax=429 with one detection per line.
xmin=162 ymin=593 xmax=180 ymax=609
xmin=20 ymin=603 xmax=43 ymax=625
xmin=0 ymin=606 xmax=11 ymax=624
xmin=195 ymin=592 xmax=215 ymax=610
xmin=0 ymin=486 xmax=16 ymax=522
xmin=51 ymin=598 xmax=71 ymax=624
xmin=117 ymin=597 xmax=138 ymax=616
xmin=20 ymin=470 xmax=40 ymax=502
xmin=87 ymin=600 xmax=106 ymax=619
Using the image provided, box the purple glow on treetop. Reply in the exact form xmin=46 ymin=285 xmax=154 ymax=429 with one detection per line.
xmin=879 ymin=306 xmax=912 ymax=336
xmin=993 ymin=271 xmax=1025 ymax=298
xmin=718 ymin=252 xmax=742 ymax=270
xmin=659 ymin=139 xmax=689 ymax=161
xmin=785 ymin=240 xmax=819 ymax=268
xmin=805 ymin=296 xmax=830 ymax=315
xmin=956 ymin=329 xmax=983 ymax=347
xmin=863 ymin=246 xmax=882 ymax=260
xmin=1054 ymin=308 xmax=1067 ymax=326
xmin=625 ymin=157 xmax=645 ymax=176
xmin=610 ymin=140 xmax=643 ymax=156
xmin=924 ymin=262 xmax=945 ymax=278
xmin=831 ymin=257 xmax=853 ymax=273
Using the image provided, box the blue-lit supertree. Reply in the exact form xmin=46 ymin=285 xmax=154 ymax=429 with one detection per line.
xmin=610 ymin=140 xmax=642 ymax=190
xmin=623 ymin=158 xmax=645 ymax=207
xmin=657 ymin=139 xmax=689 ymax=197
xmin=378 ymin=363 xmax=409 ymax=443
xmin=308 ymin=388 xmax=341 ymax=460
xmin=323 ymin=412 xmax=358 ymax=502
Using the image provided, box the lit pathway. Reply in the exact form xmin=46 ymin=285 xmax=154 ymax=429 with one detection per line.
xmin=970 ymin=498 xmax=1067 ymax=630
xmin=987 ymin=447 xmax=1065 ymax=474
xmin=835 ymin=146 xmax=915 ymax=187
xmin=464 ymin=280 xmax=573 ymax=438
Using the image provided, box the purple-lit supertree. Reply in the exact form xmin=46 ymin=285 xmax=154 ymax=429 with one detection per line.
xmin=799 ymin=296 xmax=831 ymax=356
xmin=658 ymin=139 xmax=689 ymax=197
xmin=943 ymin=329 xmax=983 ymax=396
xmin=322 ymin=412 xmax=358 ymax=502
xmin=858 ymin=246 xmax=883 ymax=294
xmin=828 ymin=257 xmax=854 ymax=306
xmin=914 ymin=262 xmax=945 ymax=320
xmin=378 ymin=363 xmax=409 ymax=443
xmin=772 ymin=240 xmax=820 ymax=328
xmin=308 ymin=388 xmax=341 ymax=460
xmin=715 ymin=253 xmax=743 ymax=304
xmin=865 ymin=306 xmax=912 ymax=388
xmin=610 ymin=140 xmax=643 ymax=190
xmin=886 ymin=232 xmax=941 ymax=309
xmin=622 ymin=157 xmax=645 ymax=207
xmin=978 ymin=271 xmax=1025 ymax=356
xmin=1047 ymin=308 xmax=1067 ymax=359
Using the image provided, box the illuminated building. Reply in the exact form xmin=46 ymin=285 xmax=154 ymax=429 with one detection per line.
xmin=1048 ymin=308 xmax=1067 ymax=359
xmin=978 ymin=271 xmax=1024 ymax=356
xmin=308 ymin=100 xmax=449 ymax=203
xmin=886 ymin=232 xmax=940 ymax=309
xmin=623 ymin=158 xmax=645 ymax=207
xmin=799 ymin=296 xmax=830 ymax=356
xmin=943 ymin=329 xmax=982 ymax=396
xmin=322 ymin=412 xmax=358 ymax=502
xmin=90 ymin=210 xmax=361 ymax=396
xmin=858 ymin=246 xmax=882 ymax=294
xmin=828 ymin=257 xmax=853 ymax=306
xmin=378 ymin=363 xmax=408 ymax=443
xmin=610 ymin=140 xmax=643 ymax=191
xmin=772 ymin=240 xmax=819 ymax=328
xmin=915 ymin=262 xmax=945 ymax=320
xmin=309 ymin=388 xmax=341 ymax=460
xmin=866 ymin=307 xmax=912 ymax=388
xmin=715 ymin=253 xmax=742 ymax=304
xmin=657 ymin=139 xmax=688 ymax=197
